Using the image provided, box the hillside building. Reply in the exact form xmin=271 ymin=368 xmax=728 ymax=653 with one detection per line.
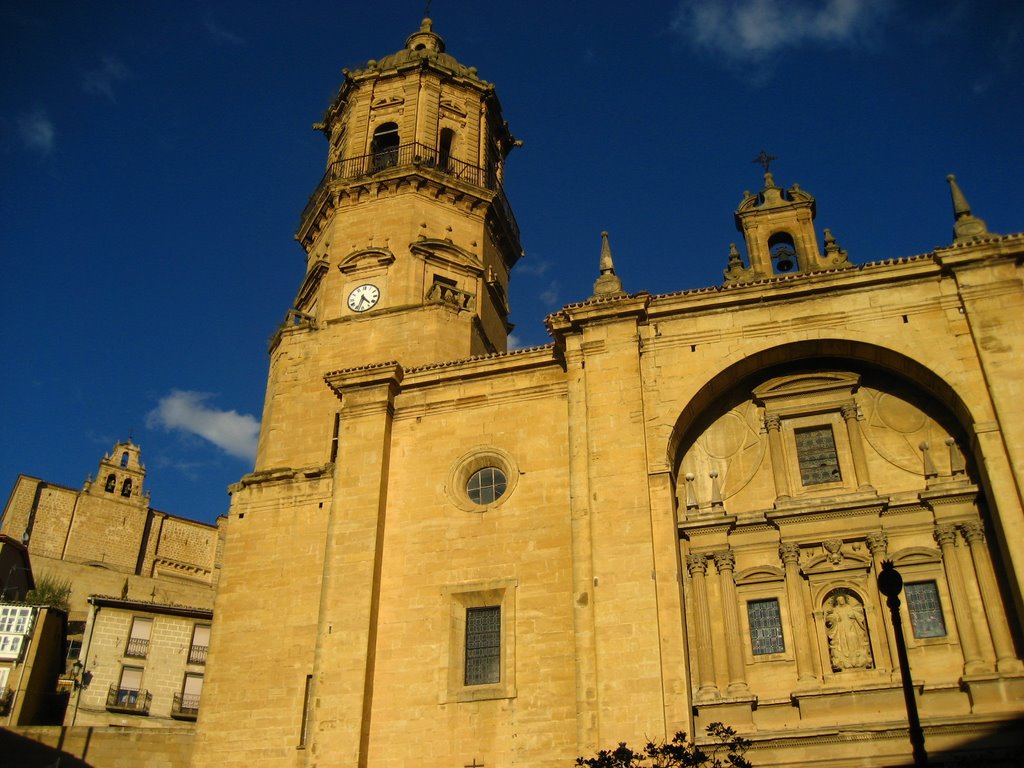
xmin=1 ymin=441 xmax=223 ymax=678
xmin=65 ymin=595 xmax=211 ymax=729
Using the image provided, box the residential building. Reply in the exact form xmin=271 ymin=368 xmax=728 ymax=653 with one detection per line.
xmin=66 ymin=596 xmax=212 ymax=729
xmin=0 ymin=602 xmax=66 ymax=726
xmin=1 ymin=441 xmax=222 ymax=678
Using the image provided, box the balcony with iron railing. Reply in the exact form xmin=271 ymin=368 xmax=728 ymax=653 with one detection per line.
xmin=106 ymin=684 xmax=152 ymax=715
xmin=298 ymin=141 xmax=519 ymax=245
xmin=171 ymin=692 xmax=200 ymax=720
xmin=188 ymin=643 xmax=208 ymax=665
xmin=124 ymin=637 xmax=149 ymax=658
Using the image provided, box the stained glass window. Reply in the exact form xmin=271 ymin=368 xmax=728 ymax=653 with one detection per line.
xmin=747 ymin=598 xmax=785 ymax=655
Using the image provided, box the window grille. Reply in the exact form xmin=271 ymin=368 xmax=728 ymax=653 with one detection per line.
xmin=905 ymin=581 xmax=947 ymax=638
xmin=189 ymin=624 xmax=211 ymax=664
xmin=125 ymin=618 xmax=152 ymax=658
xmin=465 ymin=606 xmax=501 ymax=685
xmin=795 ymin=425 xmax=841 ymax=485
xmin=747 ymin=598 xmax=785 ymax=655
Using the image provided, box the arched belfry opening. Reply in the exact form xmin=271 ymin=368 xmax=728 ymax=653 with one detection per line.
xmin=438 ymin=127 xmax=456 ymax=171
xmin=371 ymin=122 xmax=400 ymax=170
xmin=768 ymin=231 xmax=799 ymax=273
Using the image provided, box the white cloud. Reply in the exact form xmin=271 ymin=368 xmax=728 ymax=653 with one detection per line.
xmin=146 ymin=391 xmax=259 ymax=462
xmin=673 ymin=0 xmax=888 ymax=60
xmin=82 ymin=56 xmax=129 ymax=101
xmin=515 ymin=258 xmax=552 ymax=277
xmin=539 ymin=280 xmax=561 ymax=308
xmin=18 ymin=110 xmax=55 ymax=154
xmin=507 ymin=333 xmax=522 ymax=350
xmin=204 ymin=15 xmax=246 ymax=45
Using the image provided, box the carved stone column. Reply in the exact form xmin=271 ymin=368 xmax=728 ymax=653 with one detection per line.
xmin=934 ymin=524 xmax=988 ymax=674
xmin=960 ymin=521 xmax=1023 ymax=673
xmin=841 ymin=403 xmax=873 ymax=490
xmin=779 ymin=542 xmax=816 ymax=683
xmin=714 ymin=550 xmax=750 ymax=695
xmin=764 ymin=414 xmax=791 ymax=500
xmin=865 ymin=532 xmax=898 ymax=673
xmin=687 ymin=553 xmax=720 ymax=700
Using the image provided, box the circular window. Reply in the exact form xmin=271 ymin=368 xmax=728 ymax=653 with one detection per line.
xmin=446 ymin=447 xmax=519 ymax=512
xmin=467 ymin=467 xmax=507 ymax=505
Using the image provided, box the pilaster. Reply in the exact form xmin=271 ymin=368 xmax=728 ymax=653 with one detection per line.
xmin=307 ymin=364 xmax=402 ymax=766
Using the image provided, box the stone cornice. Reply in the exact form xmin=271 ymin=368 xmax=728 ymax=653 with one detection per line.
xmin=678 ymin=515 xmax=737 ymax=537
xmin=767 ymin=495 xmax=887 ymax=527
xmin=88 ymin=595 xmax=213 ymax=620
xmin=324 ymin=361 xmax=404 ymax=397
xmin=231 ymin=463 xmax=334 ymax=492
xmin=401 ymin=344 xmax=559 ymax=385
xmin=933 ymin=231 xmax=1024 ymax=268
xmin=546 ymin=293 xmax=651 ymax=339
xmin=297 ymin=169 xmax=496 ymax=250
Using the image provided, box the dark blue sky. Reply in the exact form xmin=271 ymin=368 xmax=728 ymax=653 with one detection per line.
xmin=2 ymin=1 xmax=1022 ymax=524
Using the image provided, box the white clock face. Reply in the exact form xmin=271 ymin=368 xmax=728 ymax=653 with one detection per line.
xmin=347 ymin=284 xmax=380 ymax=312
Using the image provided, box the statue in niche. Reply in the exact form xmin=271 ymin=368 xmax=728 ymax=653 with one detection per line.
xmin=824 ymin=590 xmax=872 ymax=671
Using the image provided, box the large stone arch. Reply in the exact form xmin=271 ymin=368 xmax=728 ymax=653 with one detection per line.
xmin=665 ymin=337 xmax=1024 ymax=634
xmin=666 ymin=338 xmax=979 ymax=473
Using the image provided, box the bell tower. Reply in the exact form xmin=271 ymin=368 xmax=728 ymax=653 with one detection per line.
xmin=290 ymin=18 xmax=520 ymax=363
xmin=724 ymin=171 xmax=853 ymax=284
xmin=86 ymin=439 xmax=147 ymax=505
xmin=256 ymin=19 xmax=521 ymax=469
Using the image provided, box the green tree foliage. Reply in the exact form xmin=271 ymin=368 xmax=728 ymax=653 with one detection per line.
xmin=576 ymin=723 xmax=752 ymax=768
xmin=25 ymin=574 xmax=73 ymax=613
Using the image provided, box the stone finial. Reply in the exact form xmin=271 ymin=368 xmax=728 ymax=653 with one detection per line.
xmin=726 ymin=243 xmax=743 ymax=268
xmin=591 ymin=231 xmax=624 ymax=297
xmin=946 ymin=437 xmax=966 ymax=476
xmin=919 ymin=441 xmax=938 ymax=480
xmin=822 ymin=228 xmax=853 ymax=268
xmin=709 ymin=470 xmax=724 ymax=509
xmin=947 ymin=174 xmax=993 ymax=243
xmin=684 ymin=472 xmax=699 ymax=511
xmin=723 ymin=243 xmax=753 ymax=284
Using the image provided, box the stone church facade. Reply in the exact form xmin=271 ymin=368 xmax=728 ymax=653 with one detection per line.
xmin=183 ymin=19 xmax=1024 ymax=768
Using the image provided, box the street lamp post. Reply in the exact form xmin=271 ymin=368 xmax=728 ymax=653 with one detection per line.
xmin=877 ymin=560 xmax=927 ymax=766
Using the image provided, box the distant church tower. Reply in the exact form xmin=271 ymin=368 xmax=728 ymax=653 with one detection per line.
xmin=256 ymin=18 xmax=521 ymax=469
xmin=86 ymin=439 xmax=147 ymax=503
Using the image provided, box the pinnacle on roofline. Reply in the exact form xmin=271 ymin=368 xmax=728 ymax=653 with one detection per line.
xmin=592 ymin=231 xmax=624 ymax=298
xmin=947 ymin=174 xmax=994 ymax=244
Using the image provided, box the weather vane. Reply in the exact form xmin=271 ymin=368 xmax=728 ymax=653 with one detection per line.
xmin=753 ymin=150 xmax=776 ymax=173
